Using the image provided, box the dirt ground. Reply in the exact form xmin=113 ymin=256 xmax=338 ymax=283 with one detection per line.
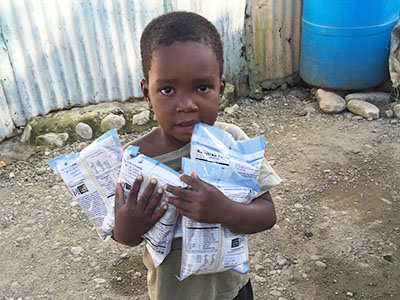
xmin=0 ymin=87 xmax=399 ymax=300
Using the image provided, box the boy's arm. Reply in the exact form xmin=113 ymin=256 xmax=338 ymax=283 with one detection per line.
xmin=220 ymin=191 xmax=276 ymax=234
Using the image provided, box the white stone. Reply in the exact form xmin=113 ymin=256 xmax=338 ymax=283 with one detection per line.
xmin=347 ymin=100 xmax=379 ymax=119
xmin=36 ymin=133 xmax=69 ymax=147
xmin=394 ymin=104 xmax=400 ymax=118
xmin=316 ymin=89 xmax=346 ymax=114
xmin=132 ymin=110 xmax=150 ymax=125
xmin=75 ymin=122 xmax=93 ymax=140
xmin=315 ymin=260 xmax=327 ymax=268
xmin=71 ymin=246 xmax=83 ymax=255
xmin=255 ymin=275 xmax=267 ymax=283
xmin=385 ymin=109 xmax=394 ymax=118
xmin=100 ymin=114 xmax=126 ymax=132
xmin=269 ymin=290 xmax=282 ymax=296
xmin=20 ymin=124 xmax=32 ymax=143
xmin=224 ymin=104 xmax=239 ymax=114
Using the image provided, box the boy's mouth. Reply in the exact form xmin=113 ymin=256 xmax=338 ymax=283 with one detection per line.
xmin=176 ymin=120 xmax=197 ymax=133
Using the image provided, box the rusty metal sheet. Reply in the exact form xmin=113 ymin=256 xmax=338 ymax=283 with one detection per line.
xmin=247 ymin=0 xmax=302 ymax=89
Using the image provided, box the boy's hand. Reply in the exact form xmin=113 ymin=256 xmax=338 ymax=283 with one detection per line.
xmin=113 ymin=176 xmax=167 ymax=246
xmin=164 ymin=172 xmax=231 ymax=224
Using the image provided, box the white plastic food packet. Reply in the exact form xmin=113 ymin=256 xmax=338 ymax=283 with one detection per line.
xmin=179 ymin=158 xmax=260 ymax=280
xmin=118 ymin=146 xmax=186 ymax=267
xmin=48 ymin=129 xmax=122 ymax=240
xmin=190 ymin=123 xmax=265 ymax=180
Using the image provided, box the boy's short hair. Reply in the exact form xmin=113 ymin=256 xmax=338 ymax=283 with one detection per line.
xmin=140 ymin=11 xmax=224 ymax=80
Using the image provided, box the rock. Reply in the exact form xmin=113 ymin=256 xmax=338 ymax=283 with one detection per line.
xmin=394 ymin=104 xmax=400 ymax=118
xmin=255 ymin=264 xmax=265 ymax=272
xmin=383 ymin=254 xmax=394 ymax=263
xmin=22 ymin=101 xmax=154 ymax=146
xmin=269 ymin=290 xmax=282 ymax=296
xmin=282 ymin=266 xmax=293 ymax=276
xmin=385 ymin=109 xmax=394 ymax=118
xmin=249 ymin=86 xmax=263 ymax=100
xmin=20 ymin=124 xmax=32 ymax=143
xmin=277 ymin=257 xmax=287 ymax=266
xmin=345 ymin=92 xmax=391 ymax=117
xmin=71 ymin=246 xmax=83 ymax=255
xmin=316 ymin=89 xmax=346 ymax=114
xmin=100 ymin=114 xmax=126 ymax=132
xmin=222 ymin=83 xmax=236 ymax=107
xmin=36 ymin=133 xmax=69 ymax=147
xmin=347 ymin=100 xmax=379 ymax=119
xmin=255 ymin=275 xmax=267 ymax=283
xmin=345 ymin=112 xmax=355 ymax=120
xmin=345 ymin=91 xmax=390 ymax=104
xmin=75 ymin=122 xmax=93 ymax=140
xmin=36 ymin=167 xmax=46 ymax=175
xmin=303 ymin=103 xmax=317 ymax=114
xmin=224 ymin=104 xmax=239 ymax=114
xmin=131 ymin=110 xmax=150 ymax=125
xmin=315 ymin=260 xmax=327 ymax=268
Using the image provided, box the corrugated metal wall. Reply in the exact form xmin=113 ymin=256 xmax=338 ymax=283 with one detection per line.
xmin=247 ymin=0 xmax=302 ymax=90
xmin=0 ymin=0 xmax=247 ymax=141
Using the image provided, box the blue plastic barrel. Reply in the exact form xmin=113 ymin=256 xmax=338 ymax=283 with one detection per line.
xmin=300 ymin=0 xmax=400 ymax=90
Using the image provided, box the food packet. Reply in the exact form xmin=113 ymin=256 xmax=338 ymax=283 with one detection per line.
xmin=179 ymin=158 xmax=260 ymax=280
xmin=118 ymin=146 xmax=185 ymax=267
xmin=48 ymin=129 xmax=122 ymax=240
xmin=190 ymin=123 xmax=265 ymax=180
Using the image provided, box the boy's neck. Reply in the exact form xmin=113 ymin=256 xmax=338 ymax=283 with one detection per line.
xmin=136 ymin=126 xmax=190 ymax=157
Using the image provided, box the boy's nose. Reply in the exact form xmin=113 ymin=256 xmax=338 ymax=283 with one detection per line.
xmin=176 ymin=95 xmax=198 ymax=112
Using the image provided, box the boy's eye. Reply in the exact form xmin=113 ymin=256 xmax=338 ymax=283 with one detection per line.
xmin=160 ymin=87 xmax=175 ymax=95
xmin=197 ymin=85 xmax=210 ymax=93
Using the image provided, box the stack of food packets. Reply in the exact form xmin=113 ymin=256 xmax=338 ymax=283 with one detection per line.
xmin=48 ymin=124 xmax=267 ymax=278
xmin=48 ymin=129 xmax=122 ymax=240
xmin=118 ymin=146 xmax=185 ymax=267
xmin=178 ymin=123 xmax=265 ymax=280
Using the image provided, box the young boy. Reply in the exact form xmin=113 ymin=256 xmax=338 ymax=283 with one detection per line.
xmin=113 ymin=11 xmax=281 ymax=300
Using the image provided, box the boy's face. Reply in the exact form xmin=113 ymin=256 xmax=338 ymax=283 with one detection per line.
xmin=141 ymin=41 xmax=225 ymax=145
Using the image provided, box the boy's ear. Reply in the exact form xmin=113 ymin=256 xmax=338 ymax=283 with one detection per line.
xmin=140 ymin=79 xmax=152 ymax=108
xmin=219 ymin=75 xmax=226 ymax=98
